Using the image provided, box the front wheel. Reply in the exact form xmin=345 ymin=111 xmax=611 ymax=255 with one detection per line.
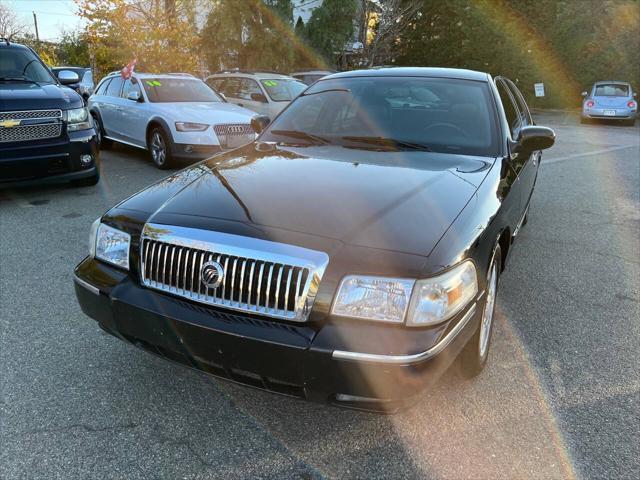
xmin=148 ymin=127 xmax=175 ymax=169
xmin=92 ymin=114 xmax=112 ymax=150
xmin=459 ymin=245 xmax=501 ymax=378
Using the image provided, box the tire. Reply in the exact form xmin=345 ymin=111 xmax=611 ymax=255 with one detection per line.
xmin=71 ymin=169 xmax=100 ymax=187
xmin=93 ymin=114 xmax=113 ymax=150
xmin=148 ymin=127 xmax=175 ymax=169
xmin=580 ymin=117 xmax=590 ymax=125
xmin=623 ymin=119 xmax=635 ymax=127
xmin=459 ymin=244 xmax=502 ymax=378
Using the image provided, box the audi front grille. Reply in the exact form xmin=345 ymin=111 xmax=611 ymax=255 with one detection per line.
xmin=213 ymin=123 xmax=255 ymax=149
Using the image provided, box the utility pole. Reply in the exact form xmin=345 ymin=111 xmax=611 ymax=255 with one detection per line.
xmin=32 ymin=11 xmax=40 ymax=49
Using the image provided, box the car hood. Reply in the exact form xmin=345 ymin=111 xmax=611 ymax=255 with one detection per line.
xmin=120 ymin=144 xmax=493 ymax=257
xmin=150 ymin=102 xmax=256 ymax=125
xmin=0 ymin=83 xmax=82 ymax=110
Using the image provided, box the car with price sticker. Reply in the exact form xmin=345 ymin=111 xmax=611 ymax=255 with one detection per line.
xmin=88 ymin=72 xmax=258 ymax=169
xmin=205 ymin=70 xmax=307 ymax=120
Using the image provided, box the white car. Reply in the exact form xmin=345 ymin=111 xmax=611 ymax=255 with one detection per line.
xmin=88 ymin=72 xmax=258 ymax=169
xmin=205 ymin=70 xmax=307 ymax=120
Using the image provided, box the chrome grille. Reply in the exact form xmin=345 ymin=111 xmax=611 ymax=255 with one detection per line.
xmin=213 ymin=123 xmax=255 ymax=149
xmin=140 ymin=224 xmax=329 ymax=322
xmin=0 ymin=109 xmax=63 ymax=143
xmin=0 ymin=109 xmax=62 ymax=120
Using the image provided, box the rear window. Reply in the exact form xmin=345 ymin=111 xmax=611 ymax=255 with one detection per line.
xmin=594 ymin=84 xmax=629 ymax=96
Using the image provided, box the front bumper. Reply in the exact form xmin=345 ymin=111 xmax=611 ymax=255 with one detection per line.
xmin=0 ymin=129 xmax=99 ymax=187
xmin=171 ymin=143 xmax=222 ymax=161
xmin=74 ymin=257 xmax=480 ymax=412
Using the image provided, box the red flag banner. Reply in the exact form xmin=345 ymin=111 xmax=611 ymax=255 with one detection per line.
xmin=121 ymin=59 xmax=137 ymax=80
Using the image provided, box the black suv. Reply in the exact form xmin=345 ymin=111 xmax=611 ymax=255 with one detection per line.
xmin=0 ymin=39 xmax=99 ymax=187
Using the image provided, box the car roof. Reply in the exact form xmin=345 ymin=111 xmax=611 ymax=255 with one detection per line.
xmin=325 ymin=67 xmax=490 ymax=82
xmin=208 ymin=71 xmax=296 ymax=80
xmin=291 ymin=70 xmax=335 ymax=75
xmin=0 ymin=40 xmax=31 ymax=51
xmin=593 ymin=80 xmax=631 ymax=85
xmin=104 ymin=72 xmax=198 ymax=80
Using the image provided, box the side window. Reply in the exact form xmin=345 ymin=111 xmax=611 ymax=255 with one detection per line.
xmin=496 ymin=79 xmax=521 ymax=138
xmin=105 ymin=76 xmax=123 ymax=97
xmin=82 ymin=70 xmax=93 ymax=85
xmin=506 ymin=80 xmax=532 ymax=125
xmin=221 ymin=78 xmax=241 ymax=98
xmin=95 ymin=78 xmax=111 ymax=95
xmin=236 ymin=78 xmax=262 ymax=101
xmin=206 ymin=78 xmax=225 ymax=93
xmin=122 ymin=78 xmax=141 ymax=98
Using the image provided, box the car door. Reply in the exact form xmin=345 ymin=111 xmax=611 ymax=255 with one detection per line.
xmin=494 ymin=77 xmax=525 ymax=228
xmin=100 ymin=76 xmax=124 ymax=139
xmin=119 ymin=77 xmax=149 ymax=147
xmin=504 ymin=78 xmax=539 ymax=217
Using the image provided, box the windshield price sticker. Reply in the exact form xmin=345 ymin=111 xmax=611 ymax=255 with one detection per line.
xmin=146 ymin=80 xmax=162 ymax=87
xmin=263 ymin=80 xmax=278 ymax=87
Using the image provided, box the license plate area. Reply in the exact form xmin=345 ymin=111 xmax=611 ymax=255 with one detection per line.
xmin=604 ymin=109 xmax=616 ymax=116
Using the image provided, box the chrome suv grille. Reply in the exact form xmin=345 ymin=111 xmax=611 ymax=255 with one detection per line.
xmin=0 ymin=109 xmax=63 ymax=143
xmin=140 ymin=224 xmax=329 ymax=322
xmin=213 ymin=123 xmax=255 ymax=149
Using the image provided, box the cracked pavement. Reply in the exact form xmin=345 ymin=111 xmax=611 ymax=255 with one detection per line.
xmin=1 ymin=112 xmax=638 ymax=479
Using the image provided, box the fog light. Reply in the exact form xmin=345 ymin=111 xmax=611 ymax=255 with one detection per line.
xmin=184 ymin=145 xmax=193 ymax=153
xmin=80 ymin=154 xmax=93 ymax=165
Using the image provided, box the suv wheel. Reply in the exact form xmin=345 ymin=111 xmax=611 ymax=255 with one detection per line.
xmin=459 ymin=245 xmax=501 ymax=378
xmin=93 ymin=114 xmax=112 ymax=150
xmin=148 ymin=127 xmax=175 ymax=169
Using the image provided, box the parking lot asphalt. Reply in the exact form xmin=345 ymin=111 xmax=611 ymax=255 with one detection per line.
xmin=1 ymin=113 xmax=638 ymax=479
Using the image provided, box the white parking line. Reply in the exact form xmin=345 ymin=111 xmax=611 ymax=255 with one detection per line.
xmin=543 ymin=145 xmax=637 ymax=165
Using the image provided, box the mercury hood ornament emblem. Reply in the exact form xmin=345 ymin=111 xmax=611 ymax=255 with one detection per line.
xmin=200 ymin=261 xmax=224 ymax=289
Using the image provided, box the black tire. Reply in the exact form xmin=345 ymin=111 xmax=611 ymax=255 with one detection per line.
xmin=459 ymin=245 xmax=502 ymax=378
xmin=93 ymin=114 xmax=113 ymax=150
xmin=148 ymin=126 xmax=175 ymax=169
xmin=71 ymin=169 xmax=100 ymax=187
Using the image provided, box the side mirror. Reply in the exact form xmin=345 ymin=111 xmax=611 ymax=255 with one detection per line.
xmin=581 ymin=91 xmax=588 ymax=97
xmin=57 ymin=70 xmax=80 ymax=85
xmin=513 ymin=126 xmax=555 ymax=153
xmin=126 ymin=90 xmax=142 ymax=102
xmin=250 ymin=92 xmax=268 ymax=103
xmin=250 ymin=115 xmax=271 ymax=134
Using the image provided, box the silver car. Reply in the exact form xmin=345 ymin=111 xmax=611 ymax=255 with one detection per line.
xmin=581 ymin=81 xmax=637 ymax=126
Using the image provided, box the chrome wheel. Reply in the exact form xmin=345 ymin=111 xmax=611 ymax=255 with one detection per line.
xmin=150 ymin=131 xmax=166 ymax=166
xmin=479 ymin=259 xmax=498 ymax=358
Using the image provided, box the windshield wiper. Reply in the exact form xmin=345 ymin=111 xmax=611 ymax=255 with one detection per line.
xmin=341 ymin=136 xmax=432 ymax=151
xmin=270 ymin=129 xmax=329 ymax=146
xmin=0 ymin=77 xmax=42 ymax=86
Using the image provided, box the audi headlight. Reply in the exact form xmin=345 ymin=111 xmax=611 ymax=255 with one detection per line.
xmin=66 ymin=107 xmax=92 ymax=132
xmin=175 ymin=122 xmax=209 ymax=132
xmin=331 ymin=261 xmax=478 ymax=326
xmin=89 ymin=219 xmax=130 ymax=270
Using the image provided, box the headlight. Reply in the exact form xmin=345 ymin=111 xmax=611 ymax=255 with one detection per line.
xmin=331 ymin=261 xmax=478 ymax=326
xmin=175 ymin=122 xmax=209 ymax=132
xmin=331 ymin=275 xmax=414 ymax=323
xmin=89 ymin=220 xmax=130 ymax=270
xmin=66 ymin=107 xmax=92 ymax=132
xmin=406 ymin=261 xmax=478 ymax=326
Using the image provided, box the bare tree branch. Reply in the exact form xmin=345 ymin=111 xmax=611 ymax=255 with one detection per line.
xmin=0 ymin=3 xmax=27 ymax=40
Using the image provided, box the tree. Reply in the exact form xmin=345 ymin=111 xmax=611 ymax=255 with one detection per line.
xmin=0 ymin=3 xmax=27 ymax=40
xmin=201 ymin=0 xmax=301 ymax=72
xmin=76 ymin=0 xmax=202 ymax=78
xmin=56 ymin=30 xmax=91 ymax=66
xmin=304 ymin=0 xmax=358 ymax=64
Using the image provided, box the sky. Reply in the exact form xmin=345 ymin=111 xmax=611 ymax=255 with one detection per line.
xmin=6 ymin=0 xmax=83 ymax=42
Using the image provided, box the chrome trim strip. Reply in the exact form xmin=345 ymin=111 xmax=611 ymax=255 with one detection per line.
xmin=74 ymin=275 xmax=100 ymax=295
xmin=331 ymin=304 xmax=477 ymax=364
xmin=140 ymin=223 xmax=329 ymax=322
xmin=103 ymin=136 xmax=146 ymax=150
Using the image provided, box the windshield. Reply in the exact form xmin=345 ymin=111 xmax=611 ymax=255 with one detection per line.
xmin=260 ymin=79 xmax=306 ymax=101
xmin=0 ymin=49 xmax=55 ymax=84
xmin=142 ymin=78 xmax=224 ymax=103
xmin=594 ymin=84 xmax=630 ymax=96
xmin=260 ymin=76 xmax=499 ymax=156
